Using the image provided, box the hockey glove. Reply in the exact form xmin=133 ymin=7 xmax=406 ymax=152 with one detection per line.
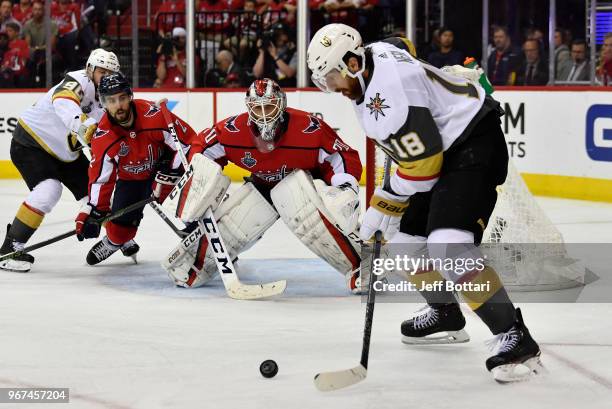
xmin=359 ymin=187 xmax=409 ymax=241
xmin=75 ymin=203 xmax=107 ymax=241
xmin=76 ymin=115 xmax=98 ymax=145
xmin=152 ymin=170 xmax=182 ymax=203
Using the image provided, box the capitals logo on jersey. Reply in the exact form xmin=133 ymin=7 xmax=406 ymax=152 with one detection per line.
xmin=144 ymin=103 xmax=161 ymax=117
xmin=303 ymin=116 xmax=321 ymax=133
xmin=122 ymin=145 xmax=155 ymax=174
xmin=256 ymin=165 xmax=289 ymax=183
xmin=224 ymin=116 xmax=239 ymax=132
xmin=241 ymin=152 xmax=257 ymax=168
xmin=366 ymin=93 xmax=390 ymax=121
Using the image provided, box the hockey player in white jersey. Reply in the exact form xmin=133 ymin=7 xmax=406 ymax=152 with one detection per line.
xmin=0 ymin=49 xmax=125 ymax=273
xmin=307 ymin=24 xmax=542 ymax=382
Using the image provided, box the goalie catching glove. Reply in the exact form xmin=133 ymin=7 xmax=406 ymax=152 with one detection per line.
xmin=360 ymin=187 xmax=409 ymax=241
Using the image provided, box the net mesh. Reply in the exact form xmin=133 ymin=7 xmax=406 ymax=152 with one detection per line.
xmin=366 ymin=140 xmax=585 ymax=291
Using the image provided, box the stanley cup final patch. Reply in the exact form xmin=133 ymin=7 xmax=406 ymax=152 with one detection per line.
xmin=366 ymin=92 xmax=390 ymax=121
xmin=241 ymin=152 xmax=257 ymax=168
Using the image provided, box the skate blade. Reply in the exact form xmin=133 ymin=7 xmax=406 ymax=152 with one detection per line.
xmin=492 ymin=356 xmax=545 ymax=383
xmin=0 ymin=260 xmax=31 ymax=273
xmin=402 ymin=329 xmax=470 ymax=345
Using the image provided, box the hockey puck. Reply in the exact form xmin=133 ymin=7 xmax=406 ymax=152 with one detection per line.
xmin=260 ymin=360 xmax=278 ymax=378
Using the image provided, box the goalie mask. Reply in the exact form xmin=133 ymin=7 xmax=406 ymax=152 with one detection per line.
xmin=245 ymin=79 xmax=287 ymax=152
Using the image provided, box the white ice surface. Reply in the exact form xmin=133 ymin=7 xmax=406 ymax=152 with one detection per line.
xmin=1 ymin=180 xmax=612 ymax=409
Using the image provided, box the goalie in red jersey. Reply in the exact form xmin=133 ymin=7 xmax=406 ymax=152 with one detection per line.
xmin=162 ymin=78 xmax=366 ymax=293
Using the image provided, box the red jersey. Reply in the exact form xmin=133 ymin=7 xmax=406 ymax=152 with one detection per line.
xmin=51 ymin=1 xmax=80 ymax=35
xmin=88 ymin=100 xmax=201 ymax=212
xmin=158 ymin=50 xmax=187 ymax=88
xmin=12 ymin=4 xmax=32 ymax=24
xmin=199 ymin=108 xmax=362 ymax=187
xmin=156 ymin=1 xmax=185 ymax=34
xmin=197 ymin=0 xmax=230 ymax=32
xmin=2 ymin=39 xmax=29 ymax=75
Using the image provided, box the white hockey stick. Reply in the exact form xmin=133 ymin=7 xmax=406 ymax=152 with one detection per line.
xmin=161 ymin=104 xmax=286 ymax=300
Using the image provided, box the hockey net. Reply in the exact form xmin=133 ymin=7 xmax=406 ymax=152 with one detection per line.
xmin=365 ymin=139 xmax=585 ymax=291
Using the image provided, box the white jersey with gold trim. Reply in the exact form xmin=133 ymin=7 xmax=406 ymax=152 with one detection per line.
xmin=19 ymin=69 xmax=105 ymax=162
xmin=352 ymin=41 xmax=487 ymax=196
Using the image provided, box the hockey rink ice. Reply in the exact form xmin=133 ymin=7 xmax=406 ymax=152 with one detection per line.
xmin=1 ymin=179 xmax=612 ymax=409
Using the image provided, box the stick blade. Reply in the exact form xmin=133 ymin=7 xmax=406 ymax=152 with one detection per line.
xmin=313 ymin=364 xmax=367 ymax=392
xmin=227 ymin=280 xmax=287 ymax=300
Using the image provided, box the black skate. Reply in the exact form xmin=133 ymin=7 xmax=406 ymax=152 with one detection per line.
xmin=86 ymin=236 xmax=120 ymax=265
xmin=0 ymin=224 xmax=34 ymax=272
xmin=120 ymin=240 xmax=140 ymax=263
xmin=401 ymin=303 xmax=470 ymax=344
xmin=485 ymin=308 xmax=543 ymax=383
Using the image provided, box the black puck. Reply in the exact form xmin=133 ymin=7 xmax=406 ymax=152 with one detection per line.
xmin=260 ymin=359 xmax=278 ymax=378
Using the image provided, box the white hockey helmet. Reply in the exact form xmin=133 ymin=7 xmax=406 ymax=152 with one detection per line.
xmin=307 ymin=24 xmax=365 ymax=92
xmin=86 ymin=48 xmax=121 ymax=76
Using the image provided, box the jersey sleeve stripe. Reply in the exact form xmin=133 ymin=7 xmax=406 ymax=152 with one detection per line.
xmin=52 ymin=90 xmax=81 ymax=104
xmin=396 ymin=151 xmax=443 ymax=179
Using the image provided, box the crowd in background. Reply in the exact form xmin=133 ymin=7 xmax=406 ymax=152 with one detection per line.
xmin=0 ymin=0 xmax=611 ymax=88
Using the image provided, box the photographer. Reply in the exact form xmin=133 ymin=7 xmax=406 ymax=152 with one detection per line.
xmin=252 ymin=23 xmax=297 ymax=87
xmin=155 ymin=27 xmax=187 ymax=88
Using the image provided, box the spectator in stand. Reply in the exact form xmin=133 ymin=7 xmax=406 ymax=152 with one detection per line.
xmin=564 ymin=39 xmax=590 ymax=82
xmin=514 ymin=39 xmax=548 ymax=86
xmin=155 ymin=0 xmax=185 ymax=37
xmin=258 ymin=0 xmax=295 ymax=28
xmin=0 ymin=22 xmax=30 ymax=87
xmin=253 ymin=22 xmax=296 ymax=86
xmin=226 ymin=0 xmax=245 ymax=9
xmin=0 ymin=0 xmax=21 ymax=33
xmin=12 ymin=0 xmax=32 ymax=25
xmin=419 ymin=27 xmax=440 ymax=60
xmin=204 ymin=49 xmax=246 ymax=87
xmin=486 ymin=26 xmax=519 ymax=85
xmin=427 ymin=27 xmax=463 ymax=68
xmin=554 ymin=28 xmax=572 ymax=81
xmin=224 ymin=0 xmax=259 ymax=62
xmin=24 ymin=2 xmax=58 ymax=53
xmin=0 ymin=32 xmax=8 ymax=61
xmin=23 ymin=1 xmax=59 ymax=85
xmin=197 ymin=0 xmax=231 ymax=73
xmin=52 ymin=0 xmax=80 ymax=71
xmin=155 ymin=26 xmax=187 ymax=88
xmin=597 ymin=32 xmax=612 ymax=85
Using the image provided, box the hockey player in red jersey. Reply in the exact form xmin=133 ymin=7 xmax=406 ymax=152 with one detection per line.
xmin=75 ymin=73 xmax=202 ymax=265
xmin=162 ymin=78 xmax=365 ymax=293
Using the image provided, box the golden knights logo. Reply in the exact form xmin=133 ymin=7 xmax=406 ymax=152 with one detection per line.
xmin=366 ymin=92 xmax=390 ymax=121
xmin=321 ymin=36 xmax=332 ymax=47
xmin=241 ymin=152 xmax=257 ymax=168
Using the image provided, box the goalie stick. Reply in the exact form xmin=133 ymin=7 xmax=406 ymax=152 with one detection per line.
xmin=313 ymin=155 xmax=391 ymax=391
xmin=160 ymin=103 xmax=286 ymax=300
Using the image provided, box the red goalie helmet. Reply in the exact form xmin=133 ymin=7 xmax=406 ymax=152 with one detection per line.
xmin=245 ymin=78 xmax=287 ymax=152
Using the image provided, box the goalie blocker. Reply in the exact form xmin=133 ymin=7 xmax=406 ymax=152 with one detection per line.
xmin=162 ymin=156 xmax=362 ymax=292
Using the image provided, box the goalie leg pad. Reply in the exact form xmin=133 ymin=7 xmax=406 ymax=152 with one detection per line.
xmin=163 ymin=182 xmax=279 ymax=288
xmin=270 ymin=170 xmax=360 ymax=275
xmin=162 ymin=153 xmax=231 ymax=222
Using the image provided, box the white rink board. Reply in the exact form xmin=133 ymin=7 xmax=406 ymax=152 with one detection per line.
xmin=2 ymin=89 xmax=612 ymax=183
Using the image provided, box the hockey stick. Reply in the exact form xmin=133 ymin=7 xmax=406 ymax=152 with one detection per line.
xmin=160 ymin=103 xmax=286 ymax=300
xmin=314 ymin=155 xmax=392 ymax=391
xmin=314 ymin=230 xmax=383 ymax=391
xmin=0 ymin=196 xmax=156 ymax=263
